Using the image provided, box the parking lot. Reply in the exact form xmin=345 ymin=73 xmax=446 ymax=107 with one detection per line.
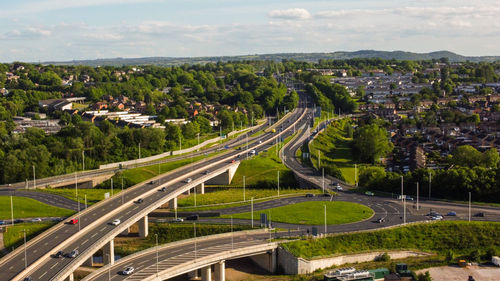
xmin=416 ymin=265 xmax=500 ymax=281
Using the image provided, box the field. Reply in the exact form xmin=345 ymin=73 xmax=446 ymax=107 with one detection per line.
xmin=309 ymin=119 xmax=358 ymax=184
xmin=221 ymin=201 xmax=373 ymax=225
xmin=2 ymin=222 xmax=55 ymax=250
xmin=0 ymin=196 xmax=74 ymax=220
xmin=283 ymin=221 xmax=500 ymax=260
xmin=178 ymin=188 xmax=323 ymax=211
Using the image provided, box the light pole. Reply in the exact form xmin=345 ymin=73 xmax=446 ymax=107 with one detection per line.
xmin=106 ymin=254 xmax=110 ymax=281
xmin=400 ymin=175 xmax=404 ymax=202
xmin=121 ymin=176 xmax=124 ymax=205
xmin=155 ymin=233 xmax=159 ymax=278
xmin=194 ymin=223 xmax=197 ymax=260
xmin=139 ymin=142 xmax=141 ymax=159
xmin=277 ymin=171 xmax=280 ymax=197
xmin=75 ymin=172 xmax=78 ymax=198
xmin=428 ymin=171 xmax=432 ymax=200
xmin=322 ymin=168 xmax=325 ymax=193
xmin=231 ymin=216 xmax=234 ymax=250
xmin=324 ymin=204 xmax=327 ymax=234
xmin=251 ymin=197 xmax=254 ymax=228
xmin=82 ymin=150 xmax=85 ymax=171
xmin=318 ymin=151 xmax=320 ymax=170
xmin=246 ymin=134 xmax=249 ymax=160
xmin=10 ymin=195 xmax=14 ymax=226
xmin=197 ymin=133 xmax=200 ymax=150
xmin=243 ymin=176 xmax=246 ymax=202
xmin=355 ymin=164 xmax=358 ymax=187
xmin=78 ymin=199 xmax=81 ymax=232
xmin=23 ymin=229 xmax=27 ymax=269
xmin=403 ymin=197 xmax=406 ymax=224
xmin=33 ymin=165 xmax=36 ymax=189
xmin=179 ymin=135 xmax=182 ymax=151
xmin=468 ymin=192 xmax=471 ymax=222
xmin=416 ymin=182 xmax=419 ymax=210
xmin=111 ymin=178 xmax=113 ymax=196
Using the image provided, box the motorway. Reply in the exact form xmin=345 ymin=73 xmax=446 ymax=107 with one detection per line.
xmin=0 ymin=99 xmax=307 ymax=281
xmin=0 ymin=190 xmax=80 ymax=211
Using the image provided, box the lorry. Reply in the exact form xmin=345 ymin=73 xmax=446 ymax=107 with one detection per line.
xmin=492 ymin=256 xmax=500 ymax=267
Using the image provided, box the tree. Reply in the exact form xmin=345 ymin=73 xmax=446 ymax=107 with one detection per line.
xmin=417 ymin=271 xmax=432 ymax=281
xmin=353 ymin=124 xmax=393 ymax=164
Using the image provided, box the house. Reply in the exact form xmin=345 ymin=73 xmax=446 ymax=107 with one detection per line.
xmin=92 ymin=102 xmax=108 ymax=111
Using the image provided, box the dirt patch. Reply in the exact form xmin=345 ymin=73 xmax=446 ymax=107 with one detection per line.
xmin=415 ymin=265 xmax=500 ymax=281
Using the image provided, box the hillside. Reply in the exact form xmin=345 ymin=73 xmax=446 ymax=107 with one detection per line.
xmin=42 ymin=50 xmax=500 ymax=66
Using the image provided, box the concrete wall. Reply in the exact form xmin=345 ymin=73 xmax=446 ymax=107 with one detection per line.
xmin=277 ymin=247 xmax=430 ymax=275
xmin=46 ymin=173 xmax=114 ymax=189
xmin=249 ymin=250 xmax=277 ymax=273
xmin=205 ymin=163 xmax=239 ymax=185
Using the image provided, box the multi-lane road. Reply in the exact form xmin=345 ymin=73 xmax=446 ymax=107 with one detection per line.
xmin=0 ymin=98 xmax=308 ymax=281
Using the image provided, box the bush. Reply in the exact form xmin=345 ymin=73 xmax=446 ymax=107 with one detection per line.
xmin=417 ymin=271 xmax=432 ymax=281
xmin=375 ymin=252 xmax=391 ymax=262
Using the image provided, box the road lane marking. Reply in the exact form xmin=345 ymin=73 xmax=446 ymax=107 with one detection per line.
xmin=50 ymin=262 xmax=59 ymax=269
xmin=40 ymin=272 xmax=47 ymax=279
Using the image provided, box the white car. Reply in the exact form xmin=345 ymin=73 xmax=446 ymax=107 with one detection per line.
xmin=431 ymin=215 xmax=443 ymax=220
xmin=171 ymin=218 xmax=184 ymax=223
xmin=250 ymin=149 xmax=256 ymax=154
xmin=31 ymin=218 xmax=42 ymax=222
xmin=121 ymin=267 xmax=134 ymax=275
xmin=111 ymin=219 xmax=121 ymax=225
xmin=184 ymin=178 xmax=192 ymax=183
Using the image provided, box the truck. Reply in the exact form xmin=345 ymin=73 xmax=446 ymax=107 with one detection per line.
xmin=492 ymin=256 xmax=500 ymax=267
xmin=395 ymin=263 xmax=413 ymax=277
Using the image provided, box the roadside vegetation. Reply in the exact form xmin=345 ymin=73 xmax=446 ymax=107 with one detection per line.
xmin=222 ymin=201 xmax=373 ymax=225
xmin=114 ymin=223 xmax=252 ymax=256
xmin=283 ymin=221 xmax=500 ymax=261
xmin=2 ymin=222 xmax=55 ymax=251
xmin=0 ymin=196 xmax=73 ymax=219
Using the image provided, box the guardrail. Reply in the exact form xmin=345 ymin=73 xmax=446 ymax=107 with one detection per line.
xmin=14 ymin=105 xmax=308 ymax=281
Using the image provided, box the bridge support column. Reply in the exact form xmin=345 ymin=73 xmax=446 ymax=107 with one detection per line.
xmin=187 ymin=269 xmax=200 ymax=279
xmin=120 ymin=226 xmax=130 ymax=236
xmin=138 ymin=215 xmax=149 ymax=238
xmin=196 ymin=183 xmax=205 ymax=194
xmin=249 ymin=249 xmax=276 ymax=273
xmin=184 ymin=189 xmax=191 ymax=195
xmin=201 ymin=265 xmax=212 ymax=281
xmin=67 ymin=273 xmax=74 ymax=281
xmin=214 ymin=261 xmax=225 ymax=281
xmin=83 ymin=255 xmax=94 ymax=267
xmin=169 ymin=197 xmax=177 ymax=209
xmin=102 ymin=239 xmax=115 ymax=265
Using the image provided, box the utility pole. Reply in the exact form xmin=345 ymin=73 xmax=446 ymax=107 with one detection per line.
xmin=324 ymin=204 xmax=327 ymax=234
xmin=179 ymin=135 xmax=182 ymax=151
xmin=277 ymin=171 xmax=280 ymax=197
xmin=400 ymin=175 xmax=404 ymax=202
xmin=318 ymin=151 xmax=321 ymax=169
xmin=75 ymin=172 xmax=78 ymax=198
xmin=322 ymin=168 xmax=325 ymax=193
xmin=403 ymin=197 xmax=406 ymax=224
xmin=251 ymin=197 xmax=254 ymax=228
xmin=428 ymin=171 xmax=432 ymax=200
xmin=138 ymin=142 xmax=141 ymax=159
xmin=33 ymin=165 xmax=36 ymax=190
xmin=243 ymin=176 xmax=246 ymax=202
xmin=82 ymin=150 xmax=85 ymax=171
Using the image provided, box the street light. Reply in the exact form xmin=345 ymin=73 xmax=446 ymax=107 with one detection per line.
xmin=243 ymin=176 xmax=246 ymax=202
xmin=10 ymin=194 xmax=14 ymax=226
xmin=324 ymin=204 xmax=327 ymax=234
xmin=155 ymin=233 xmax=159 ymax=278
xmin=251 ymin=197 xmax=254 ymax=228
xmin=106 ymin=254 xmax=111 ymax=281
xmin=23 ymin=229 xmax=27 ymax=269
xmin=277 ymin=171 xmax=280 ymax=197
xmin=468 ymin=192 xmax=471 ymax=222
xmin=231 ymin=216 xmax=234 ymax=250
xmin=32 ymin=165 xmax=36 ymax=189
xmin=82 ymin=150 xmax=85 ymax=171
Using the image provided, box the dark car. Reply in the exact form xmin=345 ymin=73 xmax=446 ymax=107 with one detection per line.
xmin=203 ymin=170 xmax=209 ymax=175
xmin=320 ymin=193 xmax=331 ymax=197
xmin=305 ymin=193 xmax=314 ymax=198
xmin=66 ymin=250 xmax=79 ymax=258
xmin=376 ymin=217 xmax=385 ymax=223
xmin=473 ymin=212 xmax=485 ymax=217
xmin=446 ymin=211 xmax=457 ymax=216
xmin=135 ymin=198 xmax=144 ymax=204
xmin=14 ymin=219 xmax=24 ymax=224
xmin=149 ymin=180 xmax=154 ymax=184
xmin=53 ymin=251 xmax=64 ymax=258
xmin=23 ymin=277 xmax=32 ymax=281
xmin=159 ymin=187 xmax=166 ymax=192
xmin=185 ymin=214 xmax=199 ymax=221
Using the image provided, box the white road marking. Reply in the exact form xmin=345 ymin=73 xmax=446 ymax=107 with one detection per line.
xmin=50 ymin=262 xmax=59 ymax=269
xmin=40 ymin=272 xmax=47 ymax=279
xmin=82 ymin=239 xmax=89 ymax=244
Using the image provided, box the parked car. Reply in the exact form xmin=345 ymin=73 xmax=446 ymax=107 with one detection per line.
xmin=66 ymin=250 xmax=79 ymax=258
xmin=171 ymin=218 xmax=184 ymax=223
xmin=336 ymin=186 xmax=343 ymax=191
xmin=474 ymin=212 xmax=485 ymax=217
xmin=111 ymin=219 xmax=121 ymax=225
xmin=185 ymin=214 xmax=199 ymax=221
xmin=431 ymin=215 xmax=443 ymax=220
xmin=446 ymin=211 xmax=457 ymax=216
xmin=121 ymin=267 xmax=134 ymax=275
xmin=53 ymin=251 xmax=64 ymax=258
xmin=184 ymin=178 xmax=192 ymax=183
xmin=68 ymin=219 xmax=78 ymax=225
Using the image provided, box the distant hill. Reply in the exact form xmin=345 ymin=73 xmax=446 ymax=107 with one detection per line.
xmin=43 ymin=50 xmax=500 ymax=67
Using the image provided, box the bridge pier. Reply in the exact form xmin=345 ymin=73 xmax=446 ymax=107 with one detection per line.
xmin=196 ymin=183 xmax=205 ymax=194
xmin=138 ymin=215 xmax=149 ymax=238
xmin=83 ymin=255 xmax=94 ymax=267
xmin=187 ymin=269 xmax=200 ymax=279
xmin=120 ymin=226 xmax=130 ymax=236
xmin=249 ymin=249 xmax=277 ymax=273
xmin=102 ymin=239 xmax=115 ymax=265
xmin=201 ymin=265 xmax=212 ymax=281
xmin=66 ymin=272 xmax=74 ymax=281
xmin=214 ymin=260 xmax=225 ymax=281
xmin=184 ymin=189 xmax=191 ymax=195
xmin=169 ymin=197 xmax=177 ymax=209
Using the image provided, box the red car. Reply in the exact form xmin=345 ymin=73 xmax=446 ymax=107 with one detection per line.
xmin=69 ymin=219 xmax=78 ymax=225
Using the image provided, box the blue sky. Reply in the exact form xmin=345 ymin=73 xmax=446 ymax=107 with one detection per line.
xmin=1 ymin=0 xmax=499 ymax=62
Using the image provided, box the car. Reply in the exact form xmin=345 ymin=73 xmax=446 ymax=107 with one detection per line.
xmin=446 ymin=211 xmax=457 ymax=216
xmin=427 ymin=211 xmax=440 ymax=217
xmin=111 ymin=219 xmax=121 ymax=225
xmin=53 ymin=251 xmax=64 ymax=258
xmin=0 ymin=220 xmax=5 ymax=225
xmin=250 ymin=149 xmax=256 ymax=154
xmin=431 ymin=216 xmax=443 ymax=220
xmin=376 ymin=217 xmax=385 ymax=223
xmin=66 ymin=250 xmax=79 ymax=258
xmin=23 ymin=277 xmax=32 ymax=281
xmin=203 ymin=170 xmax=209 ymax=175
xmin=121 ymin=266 xmax=135 ymax=275
xmin=69 ymin=219 xmax=78 ymax=225
xmin=305 ymin=193 xmax=314 ymax=198
xmin=336 ymin=186 xmax=343 ymax=191
xmin=473 ymin=212 xmax=485 ymax=217
xmin=149 ymin=180 xmax=154 ymax=184
xmin=31 ymin=218 xmax=42 ymax=222
xmin=14 ymin=219 xmax=24 ymax=224
xmin=171 ymin=218 xmax=184 ymax=223
xmin=184 ymin=178 xmax=192 ymax=183
xmin=135 ymin=198 xmax=144 ymax=204
xmin=159 ymin=187 xmax=167 ymax=192
xmin=320 ymin=193 xmax=331 ymax=197
xmin=185 ymin=214 xmax=199 ymax=221
xmin=365 ymin=191 xmax=375 ymax=196
xmin=231 ymin=160 xmax=236 ymax=163
xmin=258 ymin=140 xmax=262 ymax=144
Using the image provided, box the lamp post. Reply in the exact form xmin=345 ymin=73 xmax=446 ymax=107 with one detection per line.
xmin=428 ymin=171 xmax=432 ymax=200
xmin=400 ymin=175 xmax=404 ymax=202
xmin=243 ymin=176 xmax=246 ymax=202
xmin=33 ymin=165 xmax=36 ymax=189
xmin=10 ymin=195 xmax=14 ymax=226
xmin=322 ymin=168 xmax=325 ymax=193
xmin=138 ymin=142 xmax=141 ymax=159
xmin=324 ymin=204 xmax=327 ymax=234
xmin=355 ymin=164 xmax=358 ymax=187
xmin=251 ymin=197 xmax=254 ymax=228
xmin=155 ymin=234 xmax=159 ymax=278
xmin=106 ymin=254 xmax=111 ymax=281
xmin=277 ymin=171 xmax=280 ymax=197
xmin=82 ymin=150 xmax=85 ymax=171
xmin=23 ymin=229 xmax=27 ymax=269
xmin=468 ymin=192 xmax=471 ymax=222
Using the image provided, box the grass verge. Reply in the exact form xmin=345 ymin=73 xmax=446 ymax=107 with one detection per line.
xmin=0 ymin=196 xmax=74 ymax=220
xmin=222 ymin=201 xmax=373 ymax=225
xmin=2 ymin=222 xmax=55 ymax=251
xmin=283 ymin=221 xmax=500 ymax=260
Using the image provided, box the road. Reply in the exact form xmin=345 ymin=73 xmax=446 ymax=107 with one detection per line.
xmin=0 ymin=190 xmax=80 ymax=211
xmin=0 ymin=99 xmax=307 ymax=281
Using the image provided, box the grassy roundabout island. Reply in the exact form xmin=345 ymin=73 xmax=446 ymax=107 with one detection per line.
xmin=221 ymin=201 xmax=373 ymax=225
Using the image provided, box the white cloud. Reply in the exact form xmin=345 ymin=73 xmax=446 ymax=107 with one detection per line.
xmin=268 ymin=8 xmax=311 ymax=20
xmin=1 ymin=27 xmax=51 ymax=40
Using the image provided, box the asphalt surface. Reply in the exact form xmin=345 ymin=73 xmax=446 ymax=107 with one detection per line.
xmin=0 ymin=100 xmax=307 ymax=281
xmin=0 ymin=190 xmax=80 ymax=211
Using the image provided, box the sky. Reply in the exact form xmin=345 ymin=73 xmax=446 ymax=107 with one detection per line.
xmin=1 ymin=0 xmax=499 ymax=62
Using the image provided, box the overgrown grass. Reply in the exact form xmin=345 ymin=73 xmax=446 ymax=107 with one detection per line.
xmin=222 ymin=201 xmax=373 ymax=225
xmin=283 ymin=221 xmax=500 ymax=260
xmin=0 ymin=196 xmax=74 ymax=219
xmin=178 ymin=188 xmax=323 ymax=210
xmin=309 ymin=119 xmax=359 ymax=184
xmin=2 ymin=222 xmax=55 ymax=250
xmin=114 ymin=223 xmax=252 ymax=256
